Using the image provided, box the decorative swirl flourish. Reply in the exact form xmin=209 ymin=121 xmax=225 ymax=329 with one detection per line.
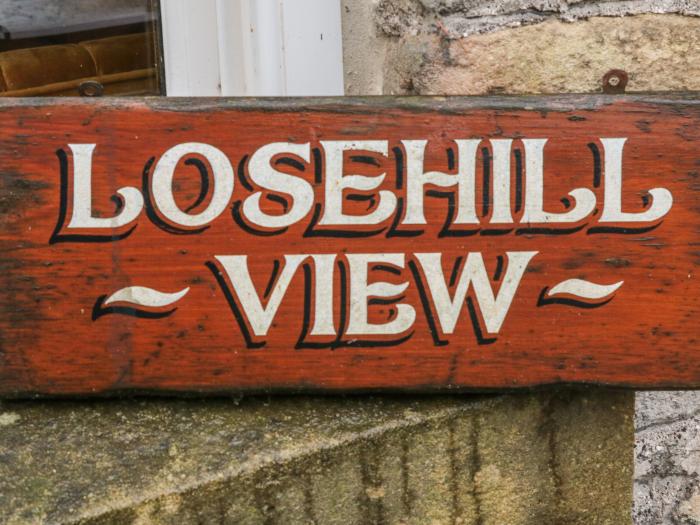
xmin=103 ymin=286 xmax=190 ymax=308
xmin=538 ymin=279 xmax=623 ymax=308
xmin=93 ymin=286 xmax=190 ymax=320
xmin=547 ymin=279 xmax=623 ymax=300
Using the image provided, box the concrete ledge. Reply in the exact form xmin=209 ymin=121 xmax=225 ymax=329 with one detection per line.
xmin=0 ymin=390 xmax=632 ymax=524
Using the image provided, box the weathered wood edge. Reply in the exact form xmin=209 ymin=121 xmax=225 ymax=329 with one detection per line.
xmin=4 ymin=380 xmax=700 ymax=400
xmin=0 ymin=92 xmax=698 ymax=114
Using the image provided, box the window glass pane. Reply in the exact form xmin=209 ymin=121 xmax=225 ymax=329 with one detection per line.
xmin=0 ymin=0 xmax=163 ymax=96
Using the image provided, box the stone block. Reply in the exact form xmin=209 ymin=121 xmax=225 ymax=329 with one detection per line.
xmin=0 ymin=392 xmax=632 ymax=524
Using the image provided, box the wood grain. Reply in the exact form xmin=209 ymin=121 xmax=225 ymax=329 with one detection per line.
xmin=0 ymin=95 xmax=698 ymax=396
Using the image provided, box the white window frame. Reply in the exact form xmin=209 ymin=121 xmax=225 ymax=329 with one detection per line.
xmin=159 ymin=0 xmax=345 ymax=97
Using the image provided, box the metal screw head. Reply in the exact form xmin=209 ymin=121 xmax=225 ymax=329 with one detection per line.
xmin=602 ymin=69 xmax=628 ymax=94
xmin=78 ymin=81 xmax=104 ymax=97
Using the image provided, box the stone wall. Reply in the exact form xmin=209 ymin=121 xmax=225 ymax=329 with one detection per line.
xmin=635 ymin=392 xmax=700 ymax=524
xmin=343 ymin=0 xmax=700 ymax=96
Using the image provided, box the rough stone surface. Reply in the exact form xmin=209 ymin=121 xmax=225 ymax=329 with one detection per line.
xmin=375 ymin=0 xmax=700 ymax=38
xmin=343 ymin=0 xmax=700 ymax=95
xmin=427 ymin=15 xmax=700 ymax=95
xmin=0 ymin=391 xmax=632 ymax=524
xmin=341 ymin=0 xmax=389 ymax=96
xmin=402 ymin=15 xmax=694 ymax=94
xmin=635 ymin=392 xmax=700 ymax=524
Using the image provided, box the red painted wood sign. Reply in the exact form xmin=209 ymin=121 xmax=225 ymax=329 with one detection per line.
xmin=0 ymin=95 xmax=698 ymax=396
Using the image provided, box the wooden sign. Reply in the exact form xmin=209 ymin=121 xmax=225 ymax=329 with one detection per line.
xmin=0 ymin=95 xmax=698 ymax=396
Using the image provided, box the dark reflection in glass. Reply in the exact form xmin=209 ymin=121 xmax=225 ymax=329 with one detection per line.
xmin=0 ymin=0 xmax=163 ymax=96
